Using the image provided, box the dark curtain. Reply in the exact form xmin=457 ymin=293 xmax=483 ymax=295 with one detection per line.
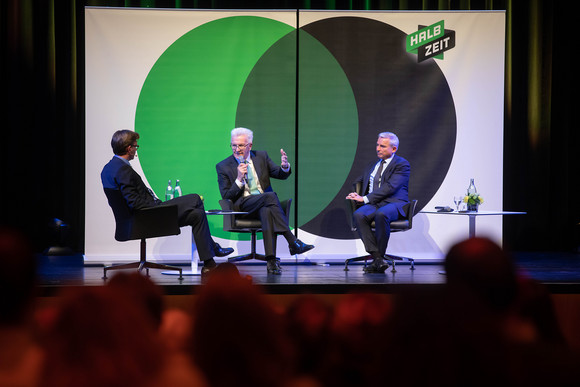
xmin=1 ymin=0 xmax=576 ymax=253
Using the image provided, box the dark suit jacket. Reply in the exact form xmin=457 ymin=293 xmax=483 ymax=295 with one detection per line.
xmin=354 ymin=154 xmax=410 ymax=215
xmin=216 ymin=150 xmax=291 ymax=204
xmin=101 ymin=156 xmax=160 ymax=211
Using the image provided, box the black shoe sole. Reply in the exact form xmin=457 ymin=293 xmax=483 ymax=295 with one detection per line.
xmin=289 ymin=245 xmax=314 ymax=255
xmin=215 ymin=248 xmax=234 ymax=257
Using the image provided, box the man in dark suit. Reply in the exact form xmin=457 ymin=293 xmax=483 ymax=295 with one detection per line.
xmin=216 ymin=127 xmax=314 ymax=275
xmin=101 ymin=129 xmax=233 ymax=275
xmin=346 ymin=132 xmax=410 ymax=273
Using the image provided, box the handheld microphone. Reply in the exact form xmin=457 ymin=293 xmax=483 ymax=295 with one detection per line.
xmin=237 ymin=156 xmax=248 ymax=182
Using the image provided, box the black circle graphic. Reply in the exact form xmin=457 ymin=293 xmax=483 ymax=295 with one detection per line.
xmin=299 ymin=17 xmax=457 ymax=239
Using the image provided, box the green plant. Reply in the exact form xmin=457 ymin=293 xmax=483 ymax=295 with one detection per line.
xmin=464 ymin=193 xmax=484 ymax=205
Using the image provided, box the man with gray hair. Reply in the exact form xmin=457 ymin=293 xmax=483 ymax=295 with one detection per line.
xmin=216 ymin=127 xmax=314 ymax=275
xmin=346 ymin=132 xmax=410 ymax=273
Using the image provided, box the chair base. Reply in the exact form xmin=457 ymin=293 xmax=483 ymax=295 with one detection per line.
xmin=103 ymin=260 xmax=183 ymax=280
xmin=103 ymin=239 xmax=183 ymax=280
xmin=227 ymin=252 xmax=268 ymax=263
xmin=344 ymin=254 xmax=415 ymax=273
xmin=227 ymin=229 xmax=278 ymax=263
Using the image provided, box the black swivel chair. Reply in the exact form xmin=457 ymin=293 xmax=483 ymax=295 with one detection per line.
xmin=218 ymin=198 xmax=292 ymax=263
xmin=102 ymin=188 xmax=183 ymax=280
xmin=345 ymin=182 xmax=418 ymax=272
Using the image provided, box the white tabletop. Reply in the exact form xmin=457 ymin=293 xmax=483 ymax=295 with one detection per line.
xmin=420 ymin=209 xmax=526 ymax=238
xmin=421 ymin=210 xmax=526 ymax=216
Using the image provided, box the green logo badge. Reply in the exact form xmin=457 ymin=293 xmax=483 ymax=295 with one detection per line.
xmin=406 ymin=20 xmax=455 ymax=62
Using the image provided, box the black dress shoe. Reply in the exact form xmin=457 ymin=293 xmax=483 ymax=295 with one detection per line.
xmin=214 ymin=243 xmax=234 ymax=257
xmin=288 ymin=239 xmax=314 ymax=255
xmin=364 ymin=257 xmax=389 ymax=273
xmin=266 ymin=258 xmax=282 ymax=275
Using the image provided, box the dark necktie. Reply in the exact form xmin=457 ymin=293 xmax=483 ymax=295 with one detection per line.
xmin=147 ymin=187 xmax=162 ymax=204
xmin=372 ymin=160 xmax=385 ymax=192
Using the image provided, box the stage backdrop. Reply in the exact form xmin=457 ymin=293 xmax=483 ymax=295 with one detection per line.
xmin=85 ymin=8 xmax=505 ymax=264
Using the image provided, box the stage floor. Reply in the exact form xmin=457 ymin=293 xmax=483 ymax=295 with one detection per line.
xmin=37 ymin=251 xmax=580 ymax=296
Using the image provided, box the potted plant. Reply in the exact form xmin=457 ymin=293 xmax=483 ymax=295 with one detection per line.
xmin=464 ymin=193 xmax=484 ymax=212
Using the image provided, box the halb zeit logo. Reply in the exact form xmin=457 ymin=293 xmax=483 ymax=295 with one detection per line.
xmin=406 ymin=20 xmax=456 ymax=62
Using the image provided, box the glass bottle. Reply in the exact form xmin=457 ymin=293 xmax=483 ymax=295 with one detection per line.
xmin=467 ymin=178 xmax=477 ymax=195
xmin=165 ymin=180 xmax=174 ymax=201
xmin=174 ymin=179 xmax=182 ymax=198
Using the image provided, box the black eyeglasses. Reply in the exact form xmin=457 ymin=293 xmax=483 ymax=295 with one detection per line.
xmin=131 ymin=144 xmax=140 ymax=149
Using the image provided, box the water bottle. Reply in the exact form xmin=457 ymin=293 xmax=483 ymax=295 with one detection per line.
xmin=174 ymin=179 xmax=182 ymax=198
xmin=165 ymin=180 xmax=174 ymax=201
xmin=467 ymin=178 xmax=477 ymax=195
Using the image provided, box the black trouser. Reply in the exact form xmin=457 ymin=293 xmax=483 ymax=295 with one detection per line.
xmin=236 ymin=192 xmax=293 ymax=257
xmin=160 ymin=194 xmax=216 ymax=261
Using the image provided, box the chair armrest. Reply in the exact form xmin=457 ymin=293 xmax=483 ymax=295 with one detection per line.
xmin=345 ymin=182 xmax=363 ymax=232
xmin=403 ymin=200 xmax=418 ymax=229
xmin=345 ymin=199 xmax=357 ymax=231
xmin=218 ymin=199 xmax=235 ymax=231
xmin=280 ymin=198 xmax=292 ymax=217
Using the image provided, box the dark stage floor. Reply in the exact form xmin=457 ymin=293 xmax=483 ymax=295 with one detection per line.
xmin=36 ymin=251 xmax=580 ymax=296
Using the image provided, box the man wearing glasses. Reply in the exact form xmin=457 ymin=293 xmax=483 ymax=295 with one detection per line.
xmin=216 ymin=127 xmax=314 ymax=275
xmin=101 ymin=129 xmax=234 ymax=275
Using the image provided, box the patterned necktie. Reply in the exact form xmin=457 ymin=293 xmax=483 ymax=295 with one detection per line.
xmin=246 ymin=161 xmax=261 ymax=195
xmin=147 ymin=187 xmax=162 ymax=204
xmin=372 ymin=160 xmax=385 ymax=192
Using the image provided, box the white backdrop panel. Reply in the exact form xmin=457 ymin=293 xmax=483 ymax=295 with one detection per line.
xmin=85 ymin=9 xmax=505 ymax=263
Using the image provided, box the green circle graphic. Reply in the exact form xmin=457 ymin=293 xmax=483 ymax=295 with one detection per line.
xmin=135 ymin=16 xmax=295 ymax=239
xmin=135 ymin=16 xmax=358 ymax=240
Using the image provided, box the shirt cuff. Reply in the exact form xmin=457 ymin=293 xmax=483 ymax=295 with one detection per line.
xmin=235 ymin=179 xmax=245 ymax=188
xmin=363 ymin=196 xmax=369 ymax=204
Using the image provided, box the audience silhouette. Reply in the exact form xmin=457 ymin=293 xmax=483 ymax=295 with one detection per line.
xmin=105 ymin=272 xmax=208 ymax=387
xmin=380 ymin=237 xmax=580 ymax=386
xmin=3 ymin=232 xmax=580 ymax=387
xmin=0 ymin=227 xmax=44 ymax=387
xmin=39 ymin=285 xmax=164 ymax=387
xmin=189 ymin=268 xmax=295 ymax=387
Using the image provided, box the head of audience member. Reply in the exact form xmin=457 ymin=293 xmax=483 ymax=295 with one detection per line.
xmin=40 ymin=286 xmax=163 ymax=387
xmin=211 ymin=261 xmax=240 ymax=276
xmin=444 ymin=237 xmax=518 ymax=313
xmin=511 ymin=276 xmax=566 ymax=345
xmin=284 ymin=295 xmax=333 ymax=376
xmin=331 ymin=292 xmax=392 ymax=340
xmin=316 ymin=293 xmax=393 ymax=387
xmin=286 ymin=295 xmax=332 ymax=340
xmin=111 ymin=129 xmax=139 ymax=159
xmin=0 ymin=226 xmax=37 ymax=327
xmin=382 ymin=284 xmax=514 ymax=387
xmin=106 ymin=271 xmax=164 ymax=329
xmin=189 ymin=270 xmax=293 ymax=387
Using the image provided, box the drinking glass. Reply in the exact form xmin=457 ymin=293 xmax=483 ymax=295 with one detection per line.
xmin=453 ymin=196 xmax=464 ymax=211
